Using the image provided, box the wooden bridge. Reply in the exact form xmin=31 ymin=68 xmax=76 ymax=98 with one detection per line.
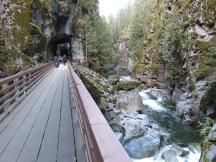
xmin=0 ymin=63 xmax=131 ymax=162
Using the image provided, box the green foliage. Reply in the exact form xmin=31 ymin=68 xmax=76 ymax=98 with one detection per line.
xmin=161 ymin=19 xmax=184 ymax=80
xmin=130 ymin=0 xmax=146 ymax=61
xmin=80 ymin=0 xmax=98 ymax=15
xmin=192 ymin=38 xmax=216 ymax=80
xmin=83 ymin=16 xmax=115 ymax=76
xmin=108 ymin=3 xmax=133 ymax=41
xmin=199 ymin=118 xmax=213 ymax=138
xmin=163 ymin=100 xmax=176 ymax=111
xmin=30 ymin=23 xmax=42 ymax=34
xmin=128 ymin=0 xmax=163 ymax=77
xmin=0 ymin=0 xmax=34 ymax=76
xmin=115 ymin=80 xmax=142 ymax=91
xmin=38 ymin=0 xmax=49 ymax=10
xmin=13 ymin=0 xmax=32 ymax=50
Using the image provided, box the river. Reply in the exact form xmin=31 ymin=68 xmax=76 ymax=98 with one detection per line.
xmin=130 ymin=91 xmax=202 ymax=162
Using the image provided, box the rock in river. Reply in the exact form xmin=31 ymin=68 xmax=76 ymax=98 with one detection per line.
xmin=123 ymin=118 xmax=149 ymax=143
xmin=116 ymin=89 xmax=143 ymax=113
xmin=208 ymin=144 xmax=216 ymax=162
xmin=124 ymin=131 xmax=161 ymax=159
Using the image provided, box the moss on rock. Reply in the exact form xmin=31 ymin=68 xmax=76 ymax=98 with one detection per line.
xmin=192 ymin=38 xmax=216 ymax=81
xmin=78 ymin=66 xmax=111 ymax=104
xmin=115 ymin=80 xmax=142 ymax=91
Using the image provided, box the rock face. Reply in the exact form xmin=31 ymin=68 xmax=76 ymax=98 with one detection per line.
xmin=0 ymin=0 xmax=98 ymax=77
xmin=31 ymin=0 xmax=93 ymax=62
xmin=0 ymin=0 xmax=34 ymax=76
xmin=116 ymin=37 xmax=130 ymax=76
xmin=77 ymin=66 xmax=203 ymax=161
xmin=128 ymin=1 xmax=216 ymax=160
xmin=116 ymin=89 xmax=143 ymax=113
xmin=71 ymin=37 xmax=84 ymax=62
xmin=131 ymin=0 xmax=216 ymax=126
xmin=77 ymin=66 xmax=112 ymax=108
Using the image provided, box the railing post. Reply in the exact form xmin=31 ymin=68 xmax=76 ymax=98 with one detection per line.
xmin=18 ymin=76 xmax=24 ymax=97
xmin=8 ymin=80 xmax=15 ymax=105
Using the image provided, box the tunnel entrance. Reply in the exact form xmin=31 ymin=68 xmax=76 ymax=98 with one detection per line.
xmin=47 ymin=35 xmax=72 ymax=60
xmin=57 ymin=42 xmax=71 ymax=59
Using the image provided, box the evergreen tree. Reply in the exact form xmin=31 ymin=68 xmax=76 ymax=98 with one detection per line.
xmin=83 ymin=16 xmax=115 ymax=76
xmin=129 ymin=0 xmax=145 ymax=61
xmin=108 ymin=2 xmax=133 ymax=42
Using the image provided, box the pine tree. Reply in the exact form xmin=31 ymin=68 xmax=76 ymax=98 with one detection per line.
xmin=83 ymin=16 xmax=115 ymax=76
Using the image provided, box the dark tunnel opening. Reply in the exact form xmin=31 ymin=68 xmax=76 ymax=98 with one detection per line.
xmin=47 ymin=35 xmax=72 ymax=60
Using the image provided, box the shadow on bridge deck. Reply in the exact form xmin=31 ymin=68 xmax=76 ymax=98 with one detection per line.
xmin=0 ymin=64 xmax=86 ymax=162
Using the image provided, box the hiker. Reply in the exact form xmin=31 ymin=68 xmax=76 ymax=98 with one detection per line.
xmin=63 ymin=55 xmax=67 ymax=65
xmin=53 ymin=56 xmax=59 ymax=68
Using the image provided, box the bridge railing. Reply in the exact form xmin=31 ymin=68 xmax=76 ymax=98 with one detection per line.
xmin=0 ymin=63 xmax=53 ymax=112
xmin=68 ymin=63 xmax=132 ymax=162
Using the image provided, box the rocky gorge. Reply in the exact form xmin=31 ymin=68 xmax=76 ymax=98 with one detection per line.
xmin=77 ymin=0 xmax=216 ymax=158
xmin=1 ymin=0 xmax=216 ymax=161
xmin=78 ymin=66 xmax=203 ymax=162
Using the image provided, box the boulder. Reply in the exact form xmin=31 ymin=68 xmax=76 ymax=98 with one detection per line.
xmin=123 ymin=118 xmax=149 ymax=143
xmin=124 ymin=131 xmax=161 ymax=159
xmin=208 ymin=145 xmax=216 ymax=162
xmin=116 ymin=89 xmax=143 ymax=113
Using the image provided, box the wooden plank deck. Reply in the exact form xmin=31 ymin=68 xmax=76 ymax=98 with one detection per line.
xmin=0 ymin=64 xmax=86 ymax=162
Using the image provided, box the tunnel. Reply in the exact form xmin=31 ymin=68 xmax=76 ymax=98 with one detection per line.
xmin=47 ymin=34 xmax=72 ymax=60
xmin=46 ymin=9 xmax=74 ymax=60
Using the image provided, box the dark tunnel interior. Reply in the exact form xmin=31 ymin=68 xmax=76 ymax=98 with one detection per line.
xmin=47 ymin=35 xmax=72 ymax=60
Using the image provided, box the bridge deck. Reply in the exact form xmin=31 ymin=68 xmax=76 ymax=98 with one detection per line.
xmin=0 ymin=65 xmax=86 ymax=162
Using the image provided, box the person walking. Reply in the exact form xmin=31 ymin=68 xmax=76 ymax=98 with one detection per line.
xmin=54 ymin=56 xmax=59 ymax=68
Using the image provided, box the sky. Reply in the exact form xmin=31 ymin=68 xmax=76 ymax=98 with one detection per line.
xmin=99 ymin=0 xmax=135 ymax=18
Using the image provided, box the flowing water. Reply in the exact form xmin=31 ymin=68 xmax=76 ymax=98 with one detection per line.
xmin=131 ymin=92 xmax=202 ymax=162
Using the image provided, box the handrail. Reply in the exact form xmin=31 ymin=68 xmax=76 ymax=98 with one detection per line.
xmin=68 ymin=63 xmax=132 ymax=162
xmin=0 ymin=63 xmax=53 ymax=112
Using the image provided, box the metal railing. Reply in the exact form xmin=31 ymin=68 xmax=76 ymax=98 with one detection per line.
xmin=68 ymin=63 xmax=132 ymax=162
xmin=0 ymin=63 xmax=53 ymax=112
